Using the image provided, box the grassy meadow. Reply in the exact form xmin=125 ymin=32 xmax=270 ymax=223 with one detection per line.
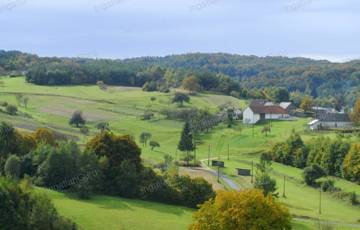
xmin=1 ymin=76 xmax=360 ymax=229
xmin=39 ymin=188 xmax=329 ymax=230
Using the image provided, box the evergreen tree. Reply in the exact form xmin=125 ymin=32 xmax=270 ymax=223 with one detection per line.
xmin=178 ymin=122 xmax=195 ymax=166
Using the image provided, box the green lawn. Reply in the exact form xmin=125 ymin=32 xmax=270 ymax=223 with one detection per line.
xmin=40 ymin=189 xmax=194 ymax=230
xmin=39 ymin=188 xmax=337 ymax=230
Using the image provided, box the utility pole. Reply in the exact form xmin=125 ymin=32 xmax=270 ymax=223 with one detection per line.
xmin=217 ymin=165 xmax=220 ymax=183
xmin=251 ymin=160 xmax=254 ymax=184
xmin=208 ymin=144 xmax=211 ymax=166
xmin=227 ymin=143 xmax=230 ymax=160
xmin=193 ymin=132 xmax=197 ymax=166
xmin=194 ymin=148 xmax=196 ymax=166
xmin=252 ymin=113 xmax=255 ymax=137
xmin=282 ymin=176 xmax=286 ymax=198
xmin=319 ymin=188 xmax=322 ymax=214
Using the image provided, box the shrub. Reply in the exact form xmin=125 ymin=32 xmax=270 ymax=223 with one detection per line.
xmin=0 ymin=101 xmax=8 ymax=107
xmin=149 ymin=140 xmax=160 ymax=150
xmin=350 ymin=192 xmax=359 ymax=205
xmin=254 ymin=173 xmax=277 ymax=196
xmin=320 ymin=179 xmax=337 ymax=192
xmin=142 ymin=81 xmax=158 ymax=92
xmin=170 ymin=175 xmax=215 ymax=208
xmin=303 ymin=164 xmax=326 ymax=186
xmin=5 ymin=104 xmax=17 ymax=115
xmin=96 ymin=122 xmax=110 ymax=132
xmin=142 ymin=110 xmax=154 ymax=120
xmin=32 ymin=128 xmax=57 ymax=146
xmin=4 ymin=155 xmax=21 ymax=179
xmin=80 ymin=126 xmax=89 ymax=135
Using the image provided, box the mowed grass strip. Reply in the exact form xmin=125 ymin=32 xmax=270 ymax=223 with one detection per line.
xmin=40 ymin=188 xmax=194 ymax=230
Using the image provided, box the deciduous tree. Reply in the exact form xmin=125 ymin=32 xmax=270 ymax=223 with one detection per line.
xmin=189 ymin=189 xmax=291 ymax=230
xmin=172 ymin=92 xmax=190 ymax=107
xmin=343 ymin=144 xmax=360 ymax=183
xmin=300 ymin=96 xmax=313 ymax=112
xmin=69 ymin=110 xmax=86 ymax=127
xmin=182 ymin=75 xmax=200 ymax=94
xmin=351 ymin=98 xmax=360 ymax=125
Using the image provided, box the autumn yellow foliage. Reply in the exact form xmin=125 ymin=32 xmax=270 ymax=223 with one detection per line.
xmin=343 ymin=144 xmax=360 ymax=183
xmin=189 ymin=189 xmax=291 ymax=230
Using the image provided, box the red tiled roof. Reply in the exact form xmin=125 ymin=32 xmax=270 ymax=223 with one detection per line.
xmin=249 ymin=105 xmax=288 ymax=114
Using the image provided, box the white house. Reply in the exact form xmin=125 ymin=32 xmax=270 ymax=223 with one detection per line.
xmin=308 ymin=112 xmax=353 ymax=130
xmin=243 ymin=101 xmax=289 ymax=124
xmin=233 ymin=108 xmax=242 ymax=120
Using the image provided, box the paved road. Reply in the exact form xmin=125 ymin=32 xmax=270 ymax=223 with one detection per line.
xmin=199 ymin=161 xmax=240 ymax=190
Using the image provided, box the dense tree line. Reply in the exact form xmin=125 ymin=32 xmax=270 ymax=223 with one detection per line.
xmin=0 ymin=122 xmax=215 ymax=209
xmin=4 ymin=50 xmax=360 ymax=106
xmin=269 ymin=133 xmax=360 ymax=184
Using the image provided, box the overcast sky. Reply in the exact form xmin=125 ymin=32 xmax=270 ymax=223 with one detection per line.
xmin=0 ymin=0 xmax=358 ymax=62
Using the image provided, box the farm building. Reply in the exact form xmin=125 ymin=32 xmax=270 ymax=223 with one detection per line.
xmin=243 ymin=100 xmax=290 ymax=124
xmin=280 ymin=102 xmax=295 ymax=115
xmin=308 ymin=112 xmax=353 ymax=130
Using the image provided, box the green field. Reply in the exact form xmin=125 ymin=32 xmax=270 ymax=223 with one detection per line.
xmin=0 ymin=76 xmax=245 ymax=163
xmin=1 ymin=76 xmax=360 ymax=229
xmin=39 ymin=188 xmax=194 ymax=230
xmin=39 ymin=188 xmax=330 ymax=230
xmin=209 ymin=157 xmax=360 ymax=225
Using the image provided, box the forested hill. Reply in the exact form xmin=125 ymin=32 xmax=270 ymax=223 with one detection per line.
xmin=1 ymin=50 xmax=360 ymax=106
xmin=123 ymin=53 xmax=332 ymax=77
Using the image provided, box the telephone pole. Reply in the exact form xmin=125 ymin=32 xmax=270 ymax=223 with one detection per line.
xmin=319 ymin=188 xmax=322 ymax=214
xmin=208 ymin=144 xmax=211 ymax=166
xmin=251 ymin=160 xmax=254 ymax=184
xmin=282 ymin=176 xmax=286 ymax=198
xmin=227 ymin=143 xmax=230 ymax=160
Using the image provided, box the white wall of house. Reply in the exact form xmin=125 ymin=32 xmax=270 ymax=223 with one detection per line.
xmin=243 ymin=107 xmax=260 ymax=124
xmin=264 ymin=113 xmax=289 ymax=119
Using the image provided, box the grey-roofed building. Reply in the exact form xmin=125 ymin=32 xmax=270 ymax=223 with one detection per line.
xmin=308 ymin=112 xmax=353 ymax=130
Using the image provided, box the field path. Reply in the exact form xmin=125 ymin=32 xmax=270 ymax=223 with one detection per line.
xmin=0 ymin=92 xmax=115 ymax=104
xmin=293 ymin=217 xmax=360 ymax=229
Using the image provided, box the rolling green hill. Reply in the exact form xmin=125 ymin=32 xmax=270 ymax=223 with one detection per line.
xmin=1 ymin=76 xmax=360 ymax=229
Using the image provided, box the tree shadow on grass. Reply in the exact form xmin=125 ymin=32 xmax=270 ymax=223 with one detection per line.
xmin=62 ymin=192 xmax=192 ymax=216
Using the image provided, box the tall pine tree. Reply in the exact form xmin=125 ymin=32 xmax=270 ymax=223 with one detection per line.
xmin=178 ymin=122 xmax=195 ymax=166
